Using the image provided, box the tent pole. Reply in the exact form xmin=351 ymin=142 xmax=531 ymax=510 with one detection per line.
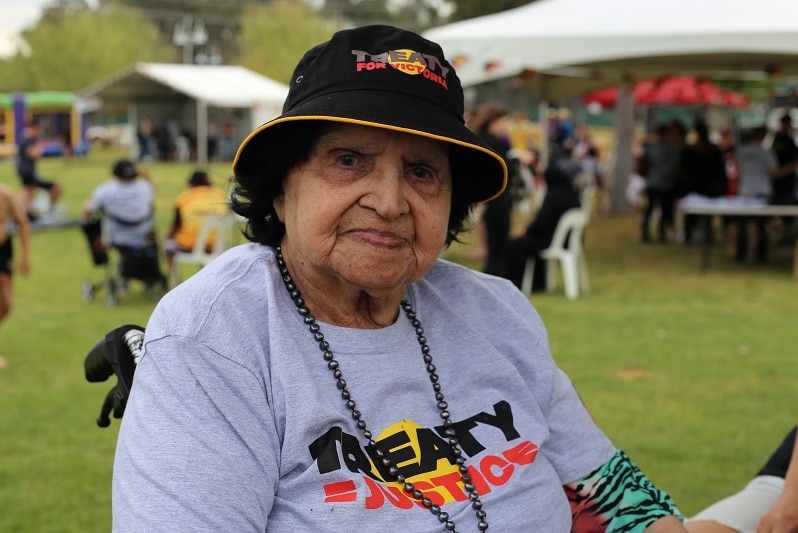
xmin=537 ymin=75 xmax=549 ymax=168
xmin=129 ymin=104 xmax=139 ymax=161
xmin=538 ymin=98 xmax=549 ymax=168
xmin=197 ymin=100 xmax=208 ymax=164
xmin=609 ymin=78 xmax=635 ymax=214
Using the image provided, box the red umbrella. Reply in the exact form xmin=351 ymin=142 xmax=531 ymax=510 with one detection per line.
xmin=584 ymin=76 xmax=749 ymax=108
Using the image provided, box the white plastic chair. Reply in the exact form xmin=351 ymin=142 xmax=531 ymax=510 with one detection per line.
xmin=521 ymin=207 xmax=590 ymax=300
xmin=169 ymin=214 xmax=237 ymax=287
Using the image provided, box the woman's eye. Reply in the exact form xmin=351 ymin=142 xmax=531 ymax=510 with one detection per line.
xmin=410 ymin=166 xmax=433 ymax=181
xmin=336 ymin=153 xmax=359 ymax=167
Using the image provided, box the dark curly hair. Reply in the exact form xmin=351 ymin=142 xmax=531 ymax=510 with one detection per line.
xmin=229 ymin=121 xmax=477 ymax=248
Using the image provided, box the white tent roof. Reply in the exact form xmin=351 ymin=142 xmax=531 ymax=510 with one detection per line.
xmin=427 ymin=0 xmax=798 ymax=213
xmin=81 ymin=63 xmax=290 ymax=163
xmin=425 ymin=0 xmax=798 ymax=89
xmin=82 ymin=62 xmax=289 ymax=108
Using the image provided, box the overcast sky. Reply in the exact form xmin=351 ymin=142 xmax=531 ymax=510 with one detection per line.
xmin=0 ymin=0 xmax=49 ymax=56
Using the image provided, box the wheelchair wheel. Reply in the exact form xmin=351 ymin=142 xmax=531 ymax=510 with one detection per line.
xmin=82 ymin=280 xmax=95 ymax=302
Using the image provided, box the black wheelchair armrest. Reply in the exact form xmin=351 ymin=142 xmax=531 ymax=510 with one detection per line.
xmin=84 ymin=324 xmax=145 ymax=427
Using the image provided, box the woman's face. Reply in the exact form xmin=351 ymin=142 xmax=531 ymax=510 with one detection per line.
xmin=274 ymin=123 xmax=452 ymax=298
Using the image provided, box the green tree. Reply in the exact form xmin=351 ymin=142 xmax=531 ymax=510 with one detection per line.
xmin=318 ymin=0 xmax=454 ymax=31
xmin=114 ymin=0 xmax=250 ymax=65
xmin=0 ymin=2 xmax=171 ymax=91
xmin=237 ymin=1 xmax=342 ymax=84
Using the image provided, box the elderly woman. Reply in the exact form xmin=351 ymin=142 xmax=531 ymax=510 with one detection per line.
xmin=113 ymin=25 xmax=687 ymax=533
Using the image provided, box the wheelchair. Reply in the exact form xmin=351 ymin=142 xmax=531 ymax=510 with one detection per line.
xmin=84 ymin=325 xmax=145 ymax=427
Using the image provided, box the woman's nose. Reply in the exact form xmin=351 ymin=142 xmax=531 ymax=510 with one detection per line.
xmin=361 ymin=164 xmax=409 ymax=218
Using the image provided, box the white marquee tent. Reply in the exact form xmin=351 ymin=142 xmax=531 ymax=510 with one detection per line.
xmin=82 ymin=63 xmax=289 ymax=163
xmin=425 ymin=0 xmax=798 ymax=89
xmin=426 ymin=0 xmax=798 ymax=211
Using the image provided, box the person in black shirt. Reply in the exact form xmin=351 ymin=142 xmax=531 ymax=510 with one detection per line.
xmin=14 ymin=120 xmax=64 ymax=221
xmin=769 ymin=114 xmax=798 ymax=246
xmin=503 ymin=155 xmax=582 ymax=290
xmin=770 ymin=114 xmax=798 ymax=206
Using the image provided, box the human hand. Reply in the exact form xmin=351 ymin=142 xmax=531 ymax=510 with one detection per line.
xmin=18 ymin=257 xmax=30 ymax=276
xmin=757 ymin=492 xmax=798 ymax=533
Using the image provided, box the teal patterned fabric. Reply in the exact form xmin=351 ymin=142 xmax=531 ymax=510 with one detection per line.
xmin=565 ymin=450 xmax=684 ymax=532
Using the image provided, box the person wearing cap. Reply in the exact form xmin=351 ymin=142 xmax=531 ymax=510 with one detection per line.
xmin=83 ymin=160 xmax=165 ymax=294
xmin=163 ymin=169 xmax=230 ymax=275
xmin=112 ymin=25 xmax=687 ymax=533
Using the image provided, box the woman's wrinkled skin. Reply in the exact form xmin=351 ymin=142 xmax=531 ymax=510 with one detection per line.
xmin=273 ymin=123 xmax=452 ymax=329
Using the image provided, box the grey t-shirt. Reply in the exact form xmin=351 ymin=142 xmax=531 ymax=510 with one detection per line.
xmin=113 ymin=244 xmax=616 ymax=532
xmin=87 ymin=178 xmax=155 ymax=247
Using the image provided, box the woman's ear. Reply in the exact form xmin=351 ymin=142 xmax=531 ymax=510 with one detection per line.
xmin=273 ymin=194 xmax=285 ymax=222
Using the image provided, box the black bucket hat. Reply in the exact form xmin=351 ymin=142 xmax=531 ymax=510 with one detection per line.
xmin=233 ymin=25 xmax=507 ymax=204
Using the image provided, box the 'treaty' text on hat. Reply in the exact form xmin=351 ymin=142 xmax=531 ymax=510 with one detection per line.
xmin=352 ymin=48 xmax=450 ymax=90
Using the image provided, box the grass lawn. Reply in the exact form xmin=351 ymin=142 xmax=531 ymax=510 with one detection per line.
xmin=2 ymin=150 xmax=798 ymax=531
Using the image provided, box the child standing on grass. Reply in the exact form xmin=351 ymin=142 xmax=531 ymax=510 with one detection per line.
xmin=0 ymin=183 xmax=31 ymax=369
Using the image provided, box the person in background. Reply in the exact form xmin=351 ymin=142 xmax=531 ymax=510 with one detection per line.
xmin=737 ymin=125 xmax=798 ymax=261
xmin=639 ymin=122 xmax=681 ymax=243
xmin=770 ymin=114 xmax=798 ymax=247
xmin=163 ymin=170 xmax=230 ymax=275
xmin=686 ymin=426 xmax=798 ymax=533
xmin=469 ymin=100 xmax=535 ymax=276
xmin=503 ymin=152 xmax=582 ymax=291
xmin=549 ymin=107 xmax=575 ymax=158
xmin=580 ymin=145 xmax=607 ymax=193
xmin=733 ymin=127 xmax=782 ymax=262
xmin=15 ymin=119 xmax=64 ymax=221
xmin=770 ymin=114 xmax=798 ymax=206
xmin=718 ymin=127 xmax=739 ymax=197
xmin=84 ymin=160 xmax=156 ymax=250
xmin=83 ymin=160 xmax=165 ymax=294
xmin=112 ymin=25 xmax=687 ymax=533
xmin=220 ymin=120 xmax=237 ymax=162
xmin=572 ymin=124 xmax=595 ymax=162
xmin=468 ymin=100 xmax=514 ymax=276
xmin=0 ymin=183 xmax=31 ymax=370
xmin=679 ymin=119 xmax=727 ymax=244
xmin=137 ymin=115 xmax=155 ymax=162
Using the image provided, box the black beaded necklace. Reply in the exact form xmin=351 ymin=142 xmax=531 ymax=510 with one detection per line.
xmin=276 ymin=246 xmax=488 ymax=532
